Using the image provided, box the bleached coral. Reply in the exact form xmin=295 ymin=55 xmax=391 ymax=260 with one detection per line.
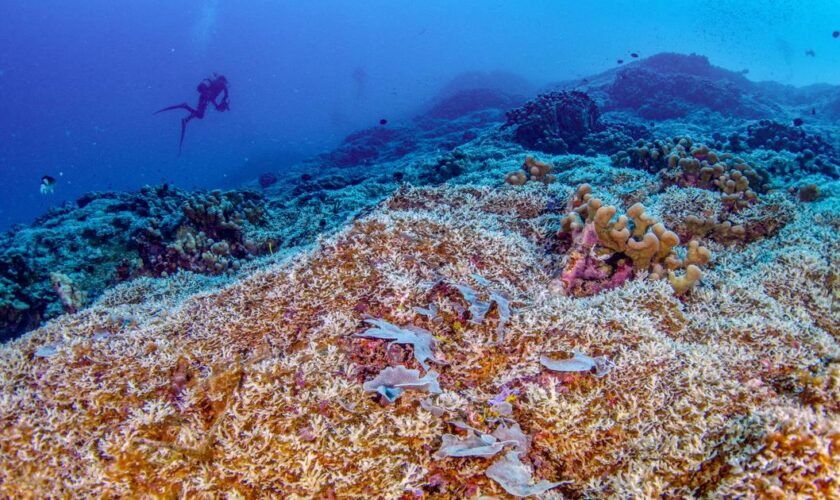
xmin=353 ymin=319 xmax=445 ymax=371
xmin=0 ymin=183 xmax=836 ymax=498
xmin=362 ymin=365 xmax=442 ymax=402
xmin=486 ymin=451 xmax=565 ymax=497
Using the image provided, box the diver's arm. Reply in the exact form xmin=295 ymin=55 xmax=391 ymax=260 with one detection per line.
xmin=214 ymin=87 xmax=230 ymax=110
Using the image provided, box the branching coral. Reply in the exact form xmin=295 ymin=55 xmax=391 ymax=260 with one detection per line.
xmin=556 ymin=184 xmax=710 ymax=296
xmin=0 ymin=183 xmax=836 ymax=498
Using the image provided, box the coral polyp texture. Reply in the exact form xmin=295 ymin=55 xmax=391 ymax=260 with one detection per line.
xmin=555 ymin=184 xmax=710 ymax=296
xmin=1 ymin=52 xmax=840 ymax=497
xmin=1 ymin=175 xmax=838 ymax=497
xmin=502 ymin=90 xmax=601 ymax=154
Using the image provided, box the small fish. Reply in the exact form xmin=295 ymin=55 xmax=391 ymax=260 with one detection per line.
xmin=40 ymin=175 xmax=56 ymax=195
xmin=805 ymin=49 xmax=816 ymax=57
xmin=379 ymin=118 xmax=388 ymax=125
xmin=630 ymin=52 xmax=639 ymax=58
xmin=811 ymin=108 xmax=816 ymax=115
xmin=793 ymin=118 xmax=804 ymax=126
xmin=833 ymin=31 xmax=839 ymax=38
xmin=616 ymin=59 xmax=624 ymax=64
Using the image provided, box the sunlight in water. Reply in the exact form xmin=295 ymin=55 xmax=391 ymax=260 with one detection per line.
xmin=192 ymin=0 xmax=219 ymax=49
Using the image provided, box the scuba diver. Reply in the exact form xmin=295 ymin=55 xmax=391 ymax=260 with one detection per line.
xmin=40 ymin=175 xmax=56 ymax=195
xmin=155 ymin=73 xmax=230 ymax=153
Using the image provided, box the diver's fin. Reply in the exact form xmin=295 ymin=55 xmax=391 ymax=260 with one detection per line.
xmin=178 ymin=117 xmax=189 ymax=155
xmin=154 ymin=103 xmax=194 ymax=115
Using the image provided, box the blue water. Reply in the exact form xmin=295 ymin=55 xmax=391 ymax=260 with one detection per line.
xmin=1 ymin=0 xmax=838 ymax=230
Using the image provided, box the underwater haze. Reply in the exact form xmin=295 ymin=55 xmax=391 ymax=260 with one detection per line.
xmin=1 ymin=0 xmax=839 ymax=229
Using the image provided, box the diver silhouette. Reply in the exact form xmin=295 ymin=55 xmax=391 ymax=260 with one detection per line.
xmin=155 ymin=73 xmax=230 ymax=153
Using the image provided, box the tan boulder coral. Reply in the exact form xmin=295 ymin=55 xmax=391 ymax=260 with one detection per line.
xmin=614 ymin=136 xmax=766 ymax=211
xmin=504 ymin=170 xmax=527 ymax=186
xmin=557 ymin=186 xmax=710 ymax=296
xmin=505 ymin=156 xmax=556 ymax=186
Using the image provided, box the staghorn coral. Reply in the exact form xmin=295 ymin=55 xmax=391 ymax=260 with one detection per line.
xmin=0 ymin=183 xmax=837 ymax=498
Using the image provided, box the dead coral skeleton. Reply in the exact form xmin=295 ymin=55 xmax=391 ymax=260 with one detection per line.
xmin=352 ymin=319 xmax=445 ymax=371
xmin=540 ymin=349 xmax=614 ymax=377
xmin=486 ymin=450 xmax=567 ymax=497
xmin=362 ymin=365 xmax=442 ymax=403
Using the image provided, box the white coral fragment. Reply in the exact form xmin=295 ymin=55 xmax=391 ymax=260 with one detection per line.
xmin=455 ymin=284 xmax=492 ymax=322
xmin=490 ymin=292 xmax=512 ymax=344
xmin=362 ymin=365 xmax=441 ymax=403
xmin=414 ymin=304 xmax=438 ymax=319
xmin=434 ymin=422 xmax=530 ymax=460
xmin=492 ymin=423 xmax=531 ymax=454
xmin=433 ymin=431 xmax=510 ymax=459
xmin=34 ymin=345 xmax=59 ymax=358
xmin=354 ymin=319 xmax=444 ymax=370
xmin=454 ymin=282 xmax=515 ymax=344
xmin=420 ymin=397 xmax=446 ymax=417
xmin=540 ymin=349 xmax=612 ymax=377
xmin=486 ymin=451 xmax=566 ymax=498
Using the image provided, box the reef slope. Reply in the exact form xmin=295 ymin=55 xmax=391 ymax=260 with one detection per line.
xmin=0 ymin=169 xmax=837 ymax=497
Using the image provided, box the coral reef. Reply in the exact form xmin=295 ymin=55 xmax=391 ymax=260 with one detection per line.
xmin=505 ymin=156 xmax=556 ymax=186
xmin=415 ymin=88 xmax=525 ymax=127
xmin=0 ymin=182 xmax=836 ymax=497
xmin=316 ymin=126 xmax=420 ymax=168
xmin=502 ymin=91 xmax=601 ymax=154
xmin=258 ymin=172 xmax=278 ymax=188
xmin=555 ymin=184 xmax=710 ymax=296
xmin=135 ymin=189 xmax=268 ymax=276
xmin=602 ymin=53 xmax=778 ymax=119
xmin=1 ymin=51 xmax=839 ymax=497
xmin=0 ymin=180 xmax=379 ymax=341
xmin=742 ymin=120 xmax=839 ymax=178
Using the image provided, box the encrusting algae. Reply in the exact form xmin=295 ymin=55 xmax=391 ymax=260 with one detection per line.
xmin=0 ymin=179 xmax=838 ymax=498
